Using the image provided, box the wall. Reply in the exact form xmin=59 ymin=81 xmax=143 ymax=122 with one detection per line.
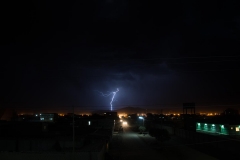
xmin=196 ymin=122 xmax=240 ymax=135
xmin=0 ymin=137 xmax=85 ymax=152
xmin=175 ymin=128 xmax=240 ymax=159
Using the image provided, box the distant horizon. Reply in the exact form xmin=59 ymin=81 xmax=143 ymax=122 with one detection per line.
xmin=2 ymin=104 xmax=239 ymax=115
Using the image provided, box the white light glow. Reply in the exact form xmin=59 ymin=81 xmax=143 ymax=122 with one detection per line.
xmin=98 ymin=88 xmax=119 ymax=111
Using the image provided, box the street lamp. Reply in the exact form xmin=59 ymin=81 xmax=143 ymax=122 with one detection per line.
xmin=139 ymin=116 xmax=144 ymax=126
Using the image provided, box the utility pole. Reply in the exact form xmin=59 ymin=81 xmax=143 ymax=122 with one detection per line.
xmin=161 ymin=109 xmax=163 ymax=130
xmin=72 ymin=105 xmax=75 ymax=159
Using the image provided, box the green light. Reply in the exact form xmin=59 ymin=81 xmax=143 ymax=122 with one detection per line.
xmin=205 ymin=124 xmax=207 ymax=125
xmin=212 ymin=124 xmax=215 ymax=126
xmin=198 ymin=123 xmax=200 ymax=125
xmin=221 ymin=125 xmax=224 ymax=128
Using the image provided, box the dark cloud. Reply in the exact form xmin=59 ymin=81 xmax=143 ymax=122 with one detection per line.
xmin=1 ymin=1 xmax=240 ymax=111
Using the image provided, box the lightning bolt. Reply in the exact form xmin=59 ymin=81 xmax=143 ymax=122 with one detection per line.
xmin=98 ymin=88 xmax=119 ymax=111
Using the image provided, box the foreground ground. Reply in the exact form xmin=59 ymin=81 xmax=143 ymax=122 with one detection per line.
xmin=108 ymin=125 xmax=218 ymax=160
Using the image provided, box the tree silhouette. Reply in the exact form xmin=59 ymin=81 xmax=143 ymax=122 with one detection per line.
xmin=149 ymin=128 xmax=170 ymax=142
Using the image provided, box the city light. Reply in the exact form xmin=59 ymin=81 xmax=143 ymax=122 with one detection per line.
xmin=139 ymin=117 xmax=144 ymax=126
xmin=123 ymin=121 xmax=127 ymax=125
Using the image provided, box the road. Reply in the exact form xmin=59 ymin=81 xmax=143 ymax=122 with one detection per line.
xmin=109 ymin=125 xmax=218 ymax=160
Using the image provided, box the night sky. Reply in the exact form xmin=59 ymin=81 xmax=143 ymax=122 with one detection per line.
xmin=1 ymin=0 xmax=240 ymax=112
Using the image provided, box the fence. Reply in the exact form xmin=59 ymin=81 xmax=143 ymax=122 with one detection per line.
xmin=0 ymin=151 xmax=105 ymax=160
